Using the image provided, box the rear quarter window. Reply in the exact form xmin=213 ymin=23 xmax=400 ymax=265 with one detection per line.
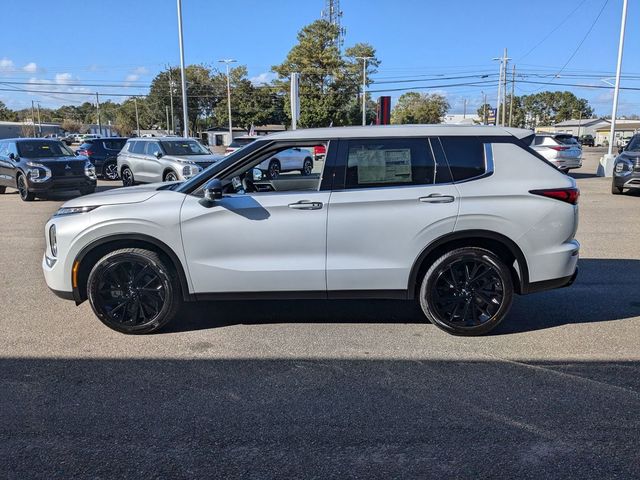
xmin=103 ymin=139 xmax=126 ymax=150
xmin=439 ymin=136 xmax=486 ymax=181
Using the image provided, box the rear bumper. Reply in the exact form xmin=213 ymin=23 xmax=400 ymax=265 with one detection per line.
xmin=524 ymin=268 xmax=578 ymax=295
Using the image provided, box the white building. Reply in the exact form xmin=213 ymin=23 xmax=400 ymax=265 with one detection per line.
xmin=442 ymin=114 xmax=481 ymax=125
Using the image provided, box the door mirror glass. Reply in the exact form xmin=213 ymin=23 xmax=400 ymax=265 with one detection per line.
xmin=203 ymin=178 xmax=223 ymax=201
xmin=252 ymin=168 xmax=263 ymax=181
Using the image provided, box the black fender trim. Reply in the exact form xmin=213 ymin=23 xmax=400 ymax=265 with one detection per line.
xmin=73 ymin=233 xmax=191 ymax=303
xmin=407 ymin=230 xmax=530 ymax=299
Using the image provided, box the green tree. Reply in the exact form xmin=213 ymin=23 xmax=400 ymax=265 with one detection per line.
xmin=391 ymin=92 xmax=449 ymax=124
xmin=272 ymin=20 xmax=380 ymax=127
xmin=520 ymin=91 xmax=593 ymax=127
xmin=0 ymin=101 xmax=17 ymax=121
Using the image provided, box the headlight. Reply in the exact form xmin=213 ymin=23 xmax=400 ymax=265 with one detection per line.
xmin=84 ymin=161 xmax=97 ymax=180
xmin=614 ymin=159 xmax=633 ymax=175
xmin=49 ymin=224 xmax=57 ymax=257
xmin=26 ymin=161 xmax=51 ymax=183
xmin=182 ymin=164 xmax=202 ymax=177
xmin=54 ymin=205 xmax=99 ymax=216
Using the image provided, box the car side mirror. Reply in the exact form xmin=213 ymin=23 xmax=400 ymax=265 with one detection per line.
xmin=618 ymin=146 xmax=624 ymax=154
xmin=8 ymin=153 xmax=15 ymax=160
xmin=252 ymin=168 xmax=263 ymax=181
xmin=203 ymin=178 xmax=223 ymax=201
xmin=154 ymin=151 xmax=163 ymax=159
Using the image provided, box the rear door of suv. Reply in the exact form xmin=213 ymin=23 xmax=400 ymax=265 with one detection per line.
xmin=325 ymin=137 xmax=460 ymax=294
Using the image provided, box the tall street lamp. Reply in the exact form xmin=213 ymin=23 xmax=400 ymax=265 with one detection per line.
xmin=176 ymin=0 xmax=189 ymax=137
xmin=219 ymin=59 xmax=237 ymax=142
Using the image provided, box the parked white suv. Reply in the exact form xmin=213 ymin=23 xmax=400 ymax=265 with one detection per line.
xmin=42 ymin=125 xmax=579 ymax=336
xmin=531 ymin=134 xmax=582 ymax=171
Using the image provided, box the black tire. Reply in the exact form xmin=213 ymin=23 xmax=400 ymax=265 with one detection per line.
xmin=419 ymin=247 xmax=513 ymax=336
xmin=611 ymin=182 xmax=624 ymax=195
xmin=301 ymin=158 xmax=313 ymax=176
xmin=164 ymin=170 xmax=178 ymax=182
xmin=267 ymin=160 xmax=280 ymax=179
xmin=87 ymin=248 xmax=182 ymax=334
xmin=102 ymin=160 xmax=119 ymax=180
xmin=121 ymin=166 xmax=134 ymax=187
xmin=0 ymin=186 xmax=5 ymax=194
xmin=17 ymin=174 xmax=35 ymax=201
xmin=80 ymin=187 xmax=96 ymax=196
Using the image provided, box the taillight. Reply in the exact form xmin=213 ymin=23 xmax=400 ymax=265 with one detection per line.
xmin=549 ymin=146 xmax=569 ymax=151
xmin=530 ymin=188 xmax=579 ymax=205
xmin=86 ymin=150 xmax=94 ymax=156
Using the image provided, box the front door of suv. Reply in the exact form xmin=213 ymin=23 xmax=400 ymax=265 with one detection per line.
xmin=180 ymin=140 xmax=334 ymax=295
xmin=326 ymin=137 xmax=460 ymax=294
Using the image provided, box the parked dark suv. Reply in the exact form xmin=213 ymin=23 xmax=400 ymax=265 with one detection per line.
xmin=612 ymin=134 xmax=640 ymax=195
xmin=0 ymin=139 xmax=97 ymax=201
xmin=77 ymin=137 xmax=127 ymax=180
xmin=579 ymin=135 xmax=595 ymax=147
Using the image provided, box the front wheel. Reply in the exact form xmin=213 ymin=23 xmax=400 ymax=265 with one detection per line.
xmin=0 ymin=186 xmax=5 ymax=194
xmin=87 ymin=248 xmax=182 ymax=334
xmin=102 ymin=161 xmax=119 ymax=180
xmin=17 ymin=174 xmax=35 ymax=201
xmin=267 ymin=160 xmax=280 ymax=179
xmin=419 ymin=247 xmax=513 ymax=336
xmin=164 ymin=171 xmax=178 ymax=182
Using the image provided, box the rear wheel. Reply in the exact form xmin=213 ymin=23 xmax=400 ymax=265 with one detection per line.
xmin=0 ymin=186 xmax=5 ymax=194
xmin=268 ymin=160 xmax=280 ymax=179
xmin=17 ymin=174 xmax=35 ymax=201
xmin=87 ymin=248 xmax=182 ymax=334
xmin=121 ymin=167 xmax=134 ymax=187
xmin=419 ymin=247 xmax=513 ymax=336
xmin=611 ymin=182 xmax=624 ymax=195
xmin=102 ymin=160 xmax=119 ymax=180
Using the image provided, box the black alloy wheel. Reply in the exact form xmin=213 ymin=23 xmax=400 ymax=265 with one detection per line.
xmin=87 ymin=248 xmax=181 ymax=334
xmin=301 ymin=158 xmax=313 ymax=176
xmin=17 ymin=174 xmax=35 ymax=201
xmin=419 ymin=247 xmax=513 ymax=336
xmin=121 ymin=167 xmax=134 ymax=187
xmin=103 ymin=161 xmax=119 ymax=180
xmin=164 ymin=171 xmax=178 ymax=182
xmin=268 ymin=160 xmax=280 ymax=179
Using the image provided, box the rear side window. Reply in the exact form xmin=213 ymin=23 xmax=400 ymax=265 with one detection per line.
xmin=103 ymin=139 xmax=126 ymax=150
xmin=439 ymin=136 xmax=486 ymax=181
xmin=79 ymin=142 xmax=93 ymax=150
xmin=344 ymin=138 xmax=435 ymax=188
xmin=130 ymin=141 xmax=145 ymax=154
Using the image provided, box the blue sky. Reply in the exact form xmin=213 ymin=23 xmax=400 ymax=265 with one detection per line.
xmin=1 ymin=0 xmax=638 ymax=117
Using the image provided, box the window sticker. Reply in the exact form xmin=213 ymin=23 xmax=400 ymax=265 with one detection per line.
xmin=350 ymin=147 xmax=412 ymax=184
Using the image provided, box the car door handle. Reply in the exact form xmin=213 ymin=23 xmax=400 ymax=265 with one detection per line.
xmin=419 ymin=194 xmax=455 ymax=203
xmin=288 ymin=200 xmax=323 ymax=210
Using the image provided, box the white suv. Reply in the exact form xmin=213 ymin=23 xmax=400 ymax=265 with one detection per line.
xmin=42 ymin=125 xmax=579 ymax=336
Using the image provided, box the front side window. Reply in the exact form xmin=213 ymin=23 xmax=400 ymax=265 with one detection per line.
xmin=439 ymin=136 xmax=486 ymax=182
xmin=145 ymin=142 xmax=162 ymax=157
xmin=17 ymin=141 xmax=74 ymax=158
xmin=160 ymin=140 xmax=209 ymax=156
xmin=344 ymin=138 xmax=435 ymax=189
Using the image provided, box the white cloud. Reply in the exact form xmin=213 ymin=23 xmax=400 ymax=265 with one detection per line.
xmin=132 ymin=66 xmax=148 ymax=75
xmin=125 ymin=74 xmax=139 ymax=83
xmin=0 ymin=58 xmax=15 ymax=72
xmin=250 ymin=72 xmax=276 ymax=85
xmin=55 ymin=72 xmax=73 ymax=85
xmin=23 ymin=62 xmax=37 ymax=73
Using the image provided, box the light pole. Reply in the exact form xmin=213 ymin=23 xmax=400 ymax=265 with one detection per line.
xmin=168 ymin=66 xmax=176 ymax=134
xmin=219 ymin=59 xmax=237 ymax=142
xmin=134 ymin=97 xmax=140 ymax=138
xmin=176 ymin=0 xmax=189 ymax=137
xmin=95 ymin=92 xmax=102 ymax=137
xmin=36 ymin=101 xmax=42 ymax=137
xmin=607 ymin=0 xmax=628 ymax=156
xmin=356 ymin=56 xmax=372 ymax=126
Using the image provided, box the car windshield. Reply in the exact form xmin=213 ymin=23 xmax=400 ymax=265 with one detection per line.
xmin=160 ymin=140 xmax=210 ymax=155
xmin=626 ymin=136 xmax=640 ymax=152
xmin=229 ymin=137 xmax=257 ymax=148
xmin=17 ymin=140 xmax=74 ymax=158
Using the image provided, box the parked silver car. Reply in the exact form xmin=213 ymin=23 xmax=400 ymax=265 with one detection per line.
xmin=117 ymin=137 xmax=223 ymax=186
xmin=531 ymin=134 xmax=582 ymax=171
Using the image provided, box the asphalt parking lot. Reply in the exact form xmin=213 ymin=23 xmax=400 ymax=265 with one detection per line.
xmin=1 ymin=147 xmax=640 ymax=479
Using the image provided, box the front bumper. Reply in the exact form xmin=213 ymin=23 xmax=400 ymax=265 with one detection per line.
xmin=28 ymin=175 xmax=96 ymax=193
xmin=613 ymin=171 xmax=640 ymax=189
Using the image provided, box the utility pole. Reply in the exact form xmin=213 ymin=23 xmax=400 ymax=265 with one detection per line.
xmin=30 ymin=101 xmax=36 ymax=136
xmin=95 ymin=93 xmax=102 ymax=137
xmin=176 ymin=0 xmax=189 ymax=137
xmin=134 ymin=97 xmax=140 ymax=138
xmin=482 ymin=92 xmax=487 ymax=125
xmin=168 ymin=66 xmax=175 ymax=134
xmin=501 ymin=49 xmax=509 ymax=126
xmin=607 ymin=0 xmax=628 ymax=157
xmin=493 ymin=49 xmax=511 ymax=126
xmin=356 ymin=56 xmax=372 ymax=126
xmin=509 ymin=65 xmax=516 ymax=127
xmin=463 ymin=98 xmax=467 ymax=119
xmin=35 ymin=101 xmax=42 ymax=137
xmin=218 ymin=59 xmax=237 ymax=142
xmin=166 ymin=106 xmax=170 ymax=135
xmin=493 ymin=57 xmax=503 ymax=126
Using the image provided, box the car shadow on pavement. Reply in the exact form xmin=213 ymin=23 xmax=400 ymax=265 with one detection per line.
xmin=569 ymin=172 xmax=599 ymax=179
xmin=163 ymin=258 xmax=640 ymax=335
